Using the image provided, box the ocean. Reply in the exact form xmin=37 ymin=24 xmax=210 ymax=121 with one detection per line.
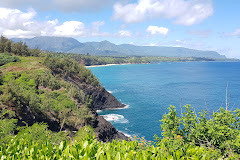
xmin=89 ymin=62 xmax=240 ymax=140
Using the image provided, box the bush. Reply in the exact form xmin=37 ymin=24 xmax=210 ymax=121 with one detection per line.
xmin=155 ymin=105 xmax=240 ymax=158
xmin=0 ymin=53 xmax=20 ymax=66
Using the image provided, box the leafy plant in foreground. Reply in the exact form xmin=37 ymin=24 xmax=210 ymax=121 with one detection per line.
xmin=156 ymin=105 xmax=240 ymax=158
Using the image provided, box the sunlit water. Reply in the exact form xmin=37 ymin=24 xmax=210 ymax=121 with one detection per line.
xmin=89 ymin=62 xmax=240 ymax=140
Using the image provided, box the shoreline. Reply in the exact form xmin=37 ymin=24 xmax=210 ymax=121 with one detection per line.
xmin=85 ymin=61 xmax=240 ymax=68
xmin=96 ymin=104 xmax=129 ymax=113
xmin=85 ymin=63 xmax=131 ymax=68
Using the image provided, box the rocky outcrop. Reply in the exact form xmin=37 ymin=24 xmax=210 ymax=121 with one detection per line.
xmin=64 ymin=75 xmax=126 ymax=110
xmin=85 ymin=87 xmax=126 ymax=110
xmin=93 ymin=115 xmax=129 ymax=142
xmin=12 ymin=102 xmax=128 ymax=142
xmin=63 ymin=74 xmax=128 ymax=141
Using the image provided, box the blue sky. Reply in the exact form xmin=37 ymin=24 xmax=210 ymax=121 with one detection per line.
xmin=0 ymin=0 xmax=239 ymax=58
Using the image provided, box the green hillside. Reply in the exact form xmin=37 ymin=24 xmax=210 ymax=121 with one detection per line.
xmin=12 ymin=36 xmax=226 ymax=59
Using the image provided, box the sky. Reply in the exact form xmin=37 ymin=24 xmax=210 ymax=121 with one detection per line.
xmin=0 ymin=0 xmax=239 ymax=58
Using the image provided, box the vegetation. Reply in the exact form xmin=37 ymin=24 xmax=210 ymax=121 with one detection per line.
xmin=0 ymin=35 xmax=41 ymax=57
xmin=0 ymin=35 xmax=239 ymax=159
xmin=0 ymin=53 xmax=20 ymax=66
xmin=155 ymin=105 xmax=240 ymax=159
xmin=11 ymin=36 xmax=226 ymax=59
xmin=0 ymin=36 xmax=99 ymax=134
xmin=44 ymin=56 xmax=100 ymax=86
xmin=69 ymin=54 xmax=221 ymax=66
xmin=1 ymin=105 xmax=239 ymax=159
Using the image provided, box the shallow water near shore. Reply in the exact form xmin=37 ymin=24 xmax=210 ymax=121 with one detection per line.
xmin=89 ymin=62 xmax=240 ymax=140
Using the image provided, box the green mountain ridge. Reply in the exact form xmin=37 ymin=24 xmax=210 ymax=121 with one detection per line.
xmin=11 ymin=36 xmax=226 ymax=59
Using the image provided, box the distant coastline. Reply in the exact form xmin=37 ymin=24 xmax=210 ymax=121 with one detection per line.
xmin=85 ymin=59 xmax=240 ymax=68
xmin=85 ymin=63 xmax=131 ymax=68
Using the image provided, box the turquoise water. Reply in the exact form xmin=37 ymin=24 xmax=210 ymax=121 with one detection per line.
xmin=89 ymin=62 xmax=240 ymax=140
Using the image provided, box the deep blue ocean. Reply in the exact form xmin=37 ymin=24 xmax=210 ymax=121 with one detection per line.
xmin=89 ymin=62 xmax=240 ymax=140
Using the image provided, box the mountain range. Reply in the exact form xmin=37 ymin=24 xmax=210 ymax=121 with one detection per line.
xmin=11 ymin=36 xmax=226 ymax=59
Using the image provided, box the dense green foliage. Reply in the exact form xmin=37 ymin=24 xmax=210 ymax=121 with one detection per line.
xmin=0 ymin=53 xmax=20 ymax=66
xmin=44 ymin=56 xmax=100 ymax=87
xmin=1 ymin=106 xmax=239 ymax=159
xmin=0 ymin=35 xmax=40 ymax=57
xmin=70 ymin=54 xmax=218 ymax=66
xmin=0 ymin=71 xmax=93 ymax=130
xmin=155 ymin=105 xmax=240 ymax=159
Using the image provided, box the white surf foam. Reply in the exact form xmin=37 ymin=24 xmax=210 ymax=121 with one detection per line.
xmin=96 ymin=110 xmax=102 ymax=113
xmin=116 ymin=104 xmax=129 ymax=110
xmin=123 ymin=104 xmax=129 ymax=109
xmin=102 ymin=114 xmax=129 ymax=123
xmin=107 ymin=90 xmax=113 ymax=93
xmin=119 ymin=131 xmax=131 ymax=138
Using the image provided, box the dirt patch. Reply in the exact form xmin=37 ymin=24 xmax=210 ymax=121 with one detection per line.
xmin=3 ymin=66 xmax=26 ymax=73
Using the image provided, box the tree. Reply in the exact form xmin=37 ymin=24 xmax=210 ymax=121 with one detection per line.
xmin=0 ymin=35 xmax=12 ymax=53
xmin=4 ymin=41 xmax=12 ymax=53
xmin=30 ymin=47 xmax=41 ymax=56
xmin=11 ymin=41 xmax=30 ymax=56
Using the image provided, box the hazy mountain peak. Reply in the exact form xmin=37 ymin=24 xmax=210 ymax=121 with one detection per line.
xmin=11 ymin=36 xmax=226 ymax=58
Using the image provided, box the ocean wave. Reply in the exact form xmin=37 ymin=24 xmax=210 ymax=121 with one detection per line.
xmin=112 ymin=89 xmax=124 ymax=93
xmin=107 ymin=90 xmax=113 ymax=93
xmin=96 ymin=110 xmax=102 ymax=113
xmin=123 ymin=104 xmax=129 ymax=109
xmin=119 ymin=131 xmax=131 ymax=138
xmin=111 ymin=104 xmax=129 ymax=110
xmin=102 ymin=114 xmax=129 ymax=123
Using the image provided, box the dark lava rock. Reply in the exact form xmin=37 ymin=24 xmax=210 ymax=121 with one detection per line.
xmin=87 ymin=87 xmax=126 ymax=110
xmin=94 ymin=115 xmax=129 ymax=142
xmin=64 ymin=75 xmax=126 ymax=110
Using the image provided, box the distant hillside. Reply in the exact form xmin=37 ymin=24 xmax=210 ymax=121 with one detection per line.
xmin=11 ymin=36 xmax=84 ymax=53
xmin=12 ymin=36 xmax=226 ymax=59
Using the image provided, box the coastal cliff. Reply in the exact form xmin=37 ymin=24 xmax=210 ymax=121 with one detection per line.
xmin=0 ymin=54 xmax=128 ymax=142
xmin=64 ymin=74 xmax=126 ymax=110
xmin=62 ymin=73 xmax=127 ymax=141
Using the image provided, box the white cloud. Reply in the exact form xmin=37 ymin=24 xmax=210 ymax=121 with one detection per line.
xmin=47 ymin=19 xmax=58 ymax=25
xmin=129 ymin=42 xmax=134 ymax=45
xmin=3 ymin=29 xmax=34 ymax=38
xmin=0 ymin=7 xmax=88 ymax=38
xmin=0 ymin=7 xmax=135 ymax=39
xmin=146 ymin=26 xmax=168 ymax=36
xmin=54 ymin=21 xmax=85 ymax=37
xmin=118 ymin=30 xmax=132 ymax=37
xmin=0 ymin=8 xmax=64 ymax=38
xmin=113 ymin=0 xmax=213 ymax=25
xmin=224 ymin=28 xmax=240 ymax=37
xmin=0 ymin=8 xmax=36 ymax=30
xmin=148 ymin=43 xmax=159 ymax=46
xmin=0 ymin=0 xmax=112 ymax=12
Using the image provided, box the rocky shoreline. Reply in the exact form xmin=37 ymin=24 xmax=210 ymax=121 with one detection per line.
xmin=64 ymin=74 xmax=129 ymax=142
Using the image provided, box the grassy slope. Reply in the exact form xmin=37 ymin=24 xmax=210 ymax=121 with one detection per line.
xmin=0 ymin=56 xmax=47 ymax=74
xmin=0 ymin=55 xmax=94 ymax=132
